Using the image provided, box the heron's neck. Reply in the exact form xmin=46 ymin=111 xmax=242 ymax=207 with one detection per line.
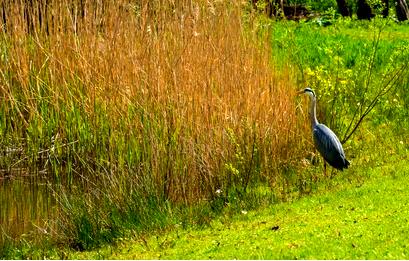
xmin=309 ymin=95 xmax=319 ymax=128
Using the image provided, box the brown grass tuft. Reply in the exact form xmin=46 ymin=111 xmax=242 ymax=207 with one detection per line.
xmin=0 ymin=0 xmax=309 ymax=204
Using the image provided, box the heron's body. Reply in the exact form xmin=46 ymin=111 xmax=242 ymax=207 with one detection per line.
xmin=300 ymin=88 xmax=350 ymax=171
xmin=313 ymin=123 xmax=349 ymax=170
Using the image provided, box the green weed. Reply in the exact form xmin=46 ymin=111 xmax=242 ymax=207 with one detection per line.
xmin=262 ymin=17 xmax=409 ymax=141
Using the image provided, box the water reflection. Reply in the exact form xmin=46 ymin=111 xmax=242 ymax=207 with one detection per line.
xmin=0 ymin=172 xmax=57 ymax=245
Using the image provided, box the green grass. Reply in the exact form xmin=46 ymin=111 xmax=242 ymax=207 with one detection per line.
xmin=68 ymin=151 xmax=409 ymax=259
xmin=265 ymin=17 xmax=409 ymax=143
xmin=269 ymin=18 xmax=409 ymax=71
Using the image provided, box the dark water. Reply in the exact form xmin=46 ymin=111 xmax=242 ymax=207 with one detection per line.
xmin=0 ymin=172 xmax=57 ymax=245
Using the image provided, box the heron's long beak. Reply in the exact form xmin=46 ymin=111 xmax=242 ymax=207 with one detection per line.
xmin=296 ymin=89 xmax=305 ymax=95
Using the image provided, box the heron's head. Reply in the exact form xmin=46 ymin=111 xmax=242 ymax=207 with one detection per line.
xmin=297 ymin=87 xmax=316 ymax=99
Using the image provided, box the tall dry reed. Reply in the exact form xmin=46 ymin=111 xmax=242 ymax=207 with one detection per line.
xmin=0 ymin=0 xmax=310 ymax=248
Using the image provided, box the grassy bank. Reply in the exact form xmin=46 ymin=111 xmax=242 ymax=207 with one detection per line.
xmin=69 ymin=135 xmax=409 ymax=259
xmin=11 ymin=123 xmax=409 ymax=259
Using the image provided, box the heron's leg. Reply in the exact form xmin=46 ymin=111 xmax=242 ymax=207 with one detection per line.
xmin=323 ymin=161 xmax=327 ymax=177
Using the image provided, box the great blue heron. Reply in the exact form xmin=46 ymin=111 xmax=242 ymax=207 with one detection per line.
xmin=298 ymin=87 xmax=350 ymax=175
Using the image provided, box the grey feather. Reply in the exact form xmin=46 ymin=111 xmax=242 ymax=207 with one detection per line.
xmin=313 ymin=124 xmax=349 ymax=170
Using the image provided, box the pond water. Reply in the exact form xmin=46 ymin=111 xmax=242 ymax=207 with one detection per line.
xmin=0 ymin=172 xmax=57 ymax=246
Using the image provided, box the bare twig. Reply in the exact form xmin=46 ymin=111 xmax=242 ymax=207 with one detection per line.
xmin=341 ymin=62 xmax=408 ymax=144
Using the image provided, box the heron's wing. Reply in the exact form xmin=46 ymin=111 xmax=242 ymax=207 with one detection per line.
xmin=313 ymin=124 xmax=347 ymax=169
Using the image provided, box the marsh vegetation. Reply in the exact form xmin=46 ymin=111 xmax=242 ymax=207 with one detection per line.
xmin=0 ymin=0 xmax=408 ymax=258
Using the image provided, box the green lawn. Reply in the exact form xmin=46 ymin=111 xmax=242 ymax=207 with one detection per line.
xmin=71 ymin=151 xmax=409 ymax=259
